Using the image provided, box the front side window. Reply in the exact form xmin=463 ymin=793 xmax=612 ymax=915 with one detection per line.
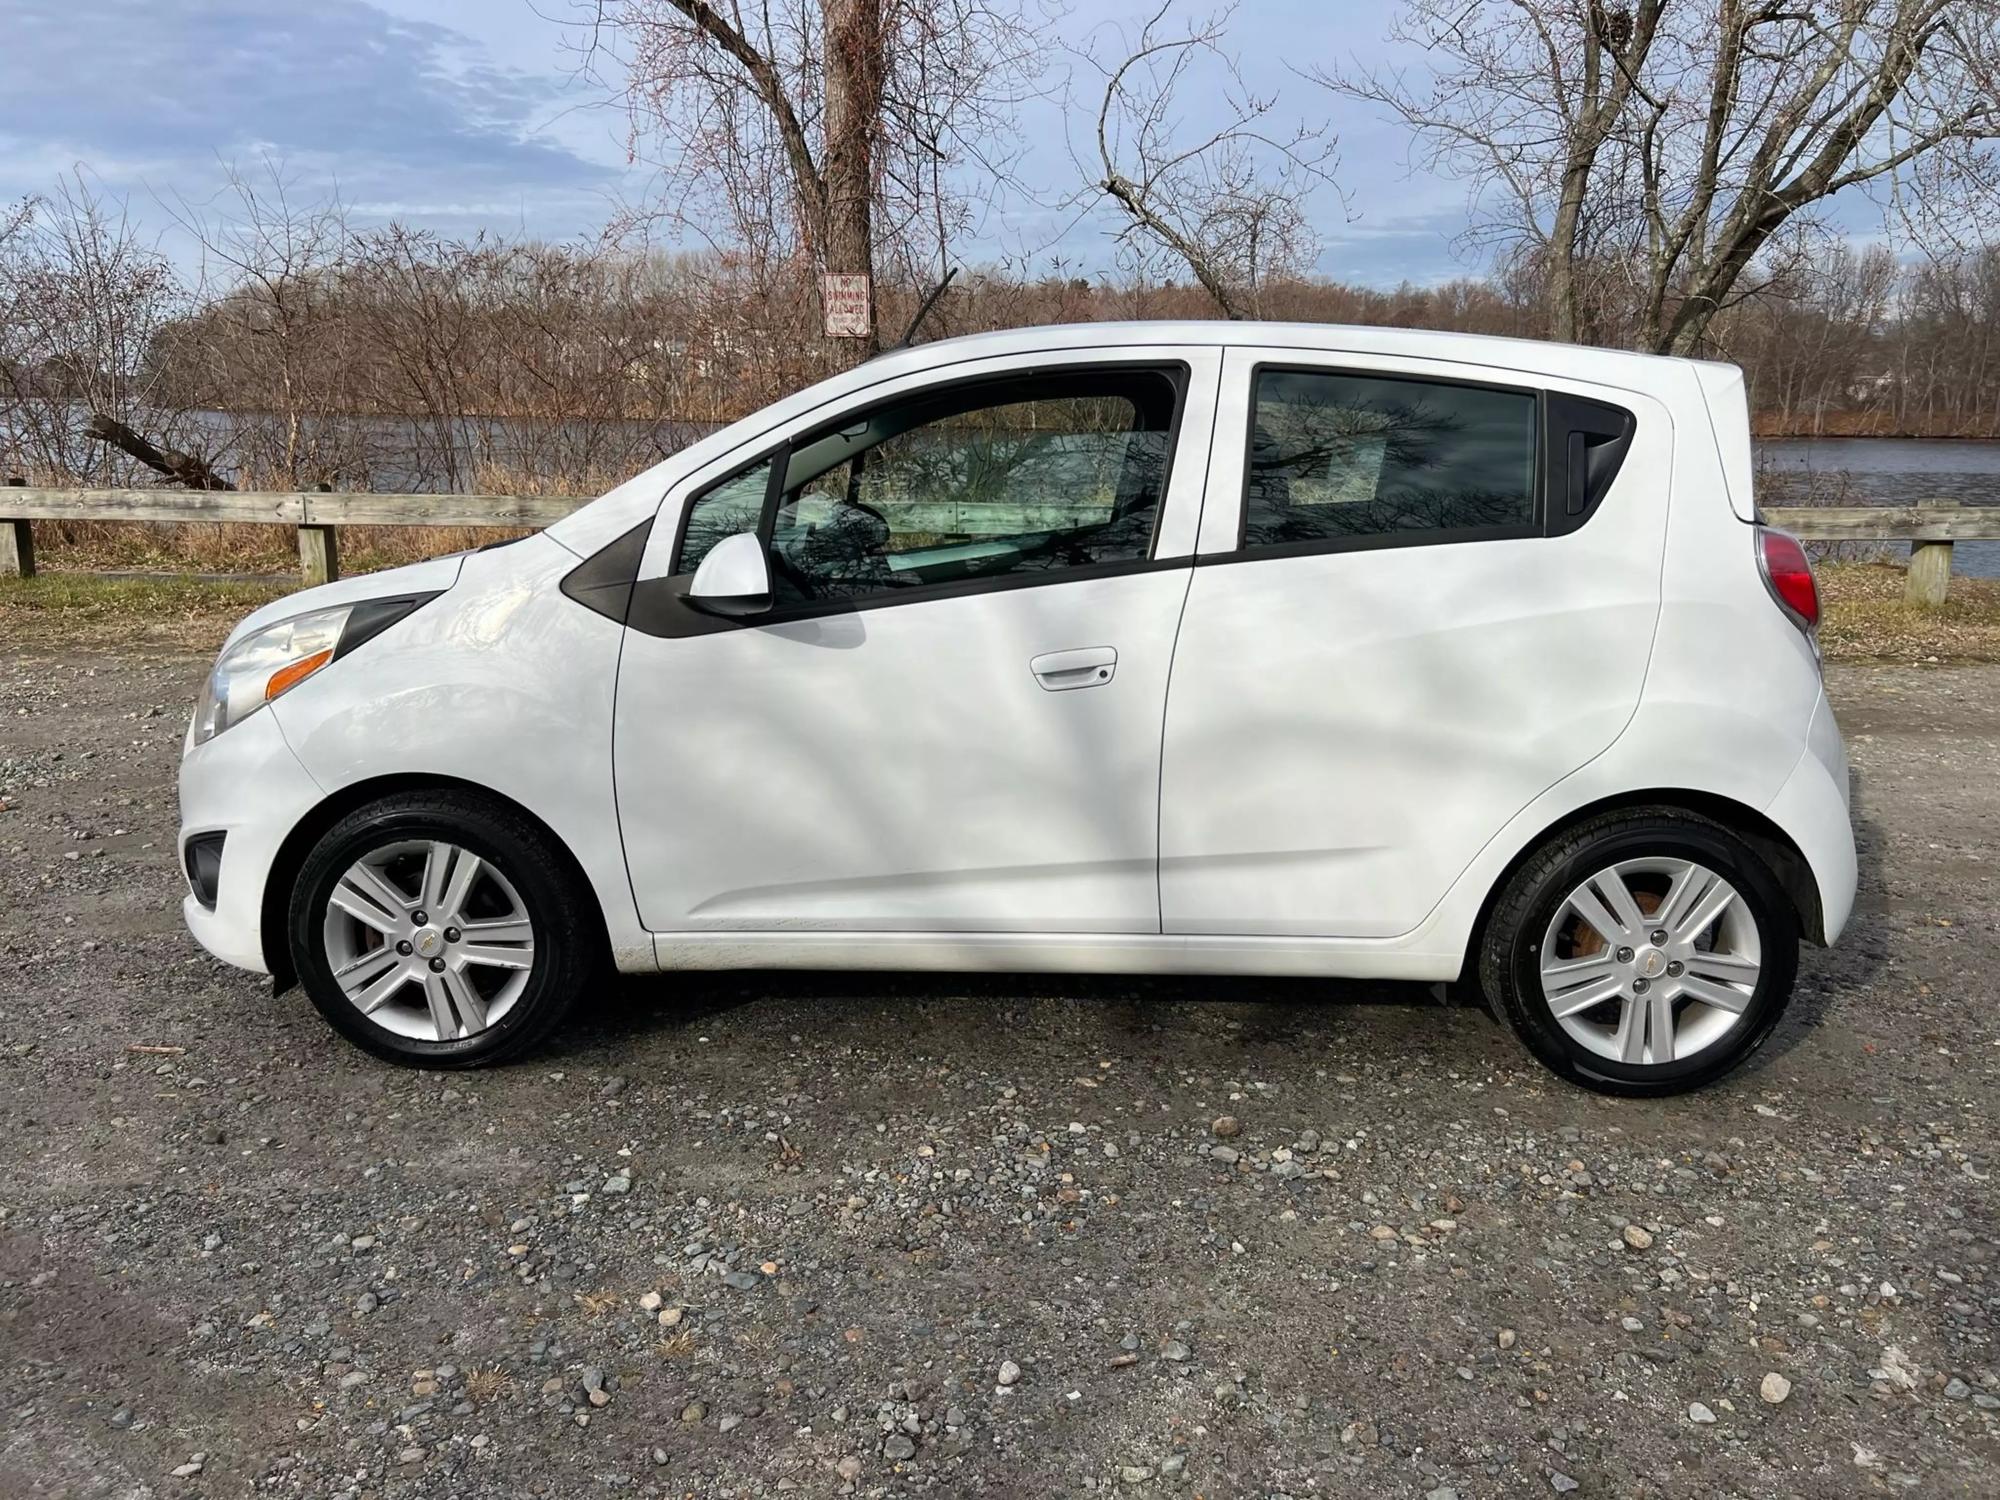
xmin=1243 ymin=369 xmax=1538 ymax=551
xmin=674 ymin=368 xmax=1180 ymax=607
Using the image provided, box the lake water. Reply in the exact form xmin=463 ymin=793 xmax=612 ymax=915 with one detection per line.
xmin=1758 ymin=437 xmax=2000 ymax=578
xmin=18 ymin=407 xmax=1999 ymax=579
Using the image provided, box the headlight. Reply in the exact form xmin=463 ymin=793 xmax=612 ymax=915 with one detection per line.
xmin=191 ymin=605 xmax=352 ymax=747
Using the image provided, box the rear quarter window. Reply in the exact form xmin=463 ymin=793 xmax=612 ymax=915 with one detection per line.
xmin=1243 ymin=369 xmax=1539 ymax=551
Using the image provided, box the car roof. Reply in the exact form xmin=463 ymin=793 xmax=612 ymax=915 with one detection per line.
xmin=864 ymin=319 xmax=1725 ymax=389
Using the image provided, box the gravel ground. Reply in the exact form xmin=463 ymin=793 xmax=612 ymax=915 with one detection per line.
xmin=1 ymin=635 xmax=1996 ymax=1500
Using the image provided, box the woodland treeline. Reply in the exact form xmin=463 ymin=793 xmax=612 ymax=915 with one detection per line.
xmin=10 ymin=0 xmax=2000 ymax=495
xmin=12 ymin=0 xmax=2000 ymax=497
xmin=5 ymin=179 xmax=1997 ymax=499
xmin=11 ymin=171 xmax=2000 ymax=500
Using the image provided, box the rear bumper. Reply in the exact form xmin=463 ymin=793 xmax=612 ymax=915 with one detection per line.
xmin=178 ymin=708 xmax=325 ymax=975
xmin=1765 ymin=687 xmax=1856 ymax=944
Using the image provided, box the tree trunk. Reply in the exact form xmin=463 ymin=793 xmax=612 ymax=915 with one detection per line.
xmin=1546 ymin=166 xmax=1586 ymax=344
xmin=822 ymin=0 xmax=884 ymax=357
xmin=85 ymin=414 xmax=234 ymax=490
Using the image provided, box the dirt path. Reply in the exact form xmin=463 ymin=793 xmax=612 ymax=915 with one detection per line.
xmin=1 ymin=641 xmax=1995 ymax=1498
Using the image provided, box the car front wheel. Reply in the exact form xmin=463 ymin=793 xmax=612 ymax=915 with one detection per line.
xmin=288 ymin=789 xmax=597 ymax=1067
xmin=1479 ymin=807 xmax=1801 ymax=1096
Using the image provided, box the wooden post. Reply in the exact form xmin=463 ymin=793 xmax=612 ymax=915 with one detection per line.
xmin=1905 ymin=500 xmax=1960 ymax=609
xmin=1 ymin=478 xmax=34 ymax=579
xmin=297 ymin=525 xmax=338 ymax=585
xmin=296 ymin=481 xmax=337 ymax=585
xmin=1906 ymin=540 xmax=1952 ymax=608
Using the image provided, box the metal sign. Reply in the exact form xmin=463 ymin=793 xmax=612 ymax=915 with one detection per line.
xmin=821 ymin=273 xmax=872 ymax=338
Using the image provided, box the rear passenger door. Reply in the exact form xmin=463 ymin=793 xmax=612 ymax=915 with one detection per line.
xmin=1159 ymin=348 xmax=1672 ymax=938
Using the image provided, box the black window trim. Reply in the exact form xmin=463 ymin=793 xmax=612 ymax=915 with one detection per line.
xmin=1205 ymin=359 xmax=1636 ymax=568
xmin=659 ymin=360 xmax=1194 ymax=609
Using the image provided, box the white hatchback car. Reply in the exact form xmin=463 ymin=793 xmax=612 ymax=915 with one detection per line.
xmin=179 ymin=322 xmax=1855 ymax=1094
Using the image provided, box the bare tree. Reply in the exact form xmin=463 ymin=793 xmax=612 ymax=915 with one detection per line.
xmin=164 ymin=159 xmax=359 ymax=488
xmin=577 ymin=0 xmax=1037 ymax=353
xmin=1079 ymin=1 xmax=1341 ymax=319
xmin=1324 ymin=1 xmax=2000 ymax=354
xmin=0 ymin=194 xmax=39 ymax=469
xmin=0 ymin=172 xmax=193 ymax=485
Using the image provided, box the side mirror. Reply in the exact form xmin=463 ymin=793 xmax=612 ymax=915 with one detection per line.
xmin=686 ymin=532 xmax=773 ymax=618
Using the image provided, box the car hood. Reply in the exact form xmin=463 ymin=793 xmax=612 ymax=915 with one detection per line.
xmin=220 ymin=553 xmax=468 ymax=651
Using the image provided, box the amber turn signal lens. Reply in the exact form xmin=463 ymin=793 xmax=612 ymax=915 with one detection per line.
xmin=266 ymin=648 xmax=333 ymax=701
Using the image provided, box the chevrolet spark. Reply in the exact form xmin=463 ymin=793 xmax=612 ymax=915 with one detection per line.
xmin=179 ymin=322 xmax=1855 ymax=1094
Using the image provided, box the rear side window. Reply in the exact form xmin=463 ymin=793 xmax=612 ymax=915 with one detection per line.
xmin=1243 ymin=369 xmax=1539 ymax=551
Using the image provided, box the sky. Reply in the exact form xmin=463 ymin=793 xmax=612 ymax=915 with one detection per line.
xmin=0 ymin=0 xmax=1507 ymax=287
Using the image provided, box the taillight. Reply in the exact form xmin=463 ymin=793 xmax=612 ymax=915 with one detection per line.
xmin=1756 ymin=526 xmax=1819 ymax=631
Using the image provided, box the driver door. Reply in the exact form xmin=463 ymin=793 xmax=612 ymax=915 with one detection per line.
xmin=613 ymin=349 xmax=1217 ymax=935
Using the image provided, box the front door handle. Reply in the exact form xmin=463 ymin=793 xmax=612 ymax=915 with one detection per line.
xmin=1030 ymin=646 xmax=1118 ymax=691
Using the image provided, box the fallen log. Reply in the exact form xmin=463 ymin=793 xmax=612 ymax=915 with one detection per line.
xmin=85 ymin=414 xmax=234 ymax=490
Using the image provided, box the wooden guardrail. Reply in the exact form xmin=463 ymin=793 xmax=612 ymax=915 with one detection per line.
xmin=1763 ymin=502 xmax=1996 ymax=606
xmin=0 ymin=480 xmax=584 ymax=587
xmin=2 ymin=483 xmax=1994 ymax=604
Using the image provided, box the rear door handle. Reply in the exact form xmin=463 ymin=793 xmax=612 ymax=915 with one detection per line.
xmin=1030 ymin=646 xmax=1118 ymax=691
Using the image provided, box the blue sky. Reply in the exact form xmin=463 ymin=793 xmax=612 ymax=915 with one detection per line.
xmin=0 ymin=0 xmax=1490 ymax=286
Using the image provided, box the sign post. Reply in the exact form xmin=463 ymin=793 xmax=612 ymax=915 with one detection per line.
xmin=821 ymin=273 xmax=873 ymax=339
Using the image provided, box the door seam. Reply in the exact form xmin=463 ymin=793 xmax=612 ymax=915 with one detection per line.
xmin=1154 ymin=356 xmax=1225 ymax=933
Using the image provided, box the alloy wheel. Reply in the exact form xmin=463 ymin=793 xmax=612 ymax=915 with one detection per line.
xmin=320 ymin=839 xmax=536 ymax=1042
xmin=1537 ymin=857 xmax=1763 ymax=1068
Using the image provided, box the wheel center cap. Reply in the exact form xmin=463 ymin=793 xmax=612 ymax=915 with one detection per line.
xmin=413 ymin=927 xmax=445 ymax=960
xmin=1637 ymin=947 xmax=1667 ymax=978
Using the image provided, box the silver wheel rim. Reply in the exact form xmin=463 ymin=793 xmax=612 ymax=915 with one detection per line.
xmin=1538 ymin=857 xmax=1762 ymax=1069
xmin=321 ymin=840 xmax=536 ymax=1042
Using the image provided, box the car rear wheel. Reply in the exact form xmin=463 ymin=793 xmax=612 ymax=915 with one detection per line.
xmin=288 ymin=789 xmax=598 ymax=1067
xmin=1479 ymin=807 xmax=1800 ymax=1096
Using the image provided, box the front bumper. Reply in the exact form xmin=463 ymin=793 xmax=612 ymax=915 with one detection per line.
xmin=178 ymin=707 xmax=325 ymax=974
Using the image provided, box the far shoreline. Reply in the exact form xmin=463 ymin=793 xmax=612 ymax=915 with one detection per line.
xmin=1754 ymin=426 xmax=2000 ymax=442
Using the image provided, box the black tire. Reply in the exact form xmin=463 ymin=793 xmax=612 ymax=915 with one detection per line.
xmin=1478 ymin=806 xmax=1800 ymax=1097
xmin=288 ymin=789 xmax=600 ymax=1068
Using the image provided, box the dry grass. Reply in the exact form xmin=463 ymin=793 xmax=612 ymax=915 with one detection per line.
xmin=8 ymin=555 xmax=1999 ymax=664
xmin=0 ymin=573 xmax=289 ymax=650
xmin=1817 ymin=562 xmax=2000 ymax=661
xmin=463 ymin=1367 xmax=513 ymax=1403
xmin=572 ymin=1289 xmax=624 ymax=1318
xmin=1750 ymin=411 xmax=2000 ymax=439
